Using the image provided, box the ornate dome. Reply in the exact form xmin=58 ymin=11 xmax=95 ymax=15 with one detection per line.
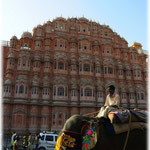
xmin=11 ymin=36 xmax=18 ymax=40
xmin=53 ymin=17 xmax=66 ymax=22
xmin=79 ymin=17 xmax=89 ymax=22
xmin=4 ymin=79 xmax=12 ymax=85
xmin=37 ymin=24 xmax=43 ymax=28
xmin=21 ymin=32 xmax=32 ymax=39
xmin=8 ymin=53 xmax=15 ymax=58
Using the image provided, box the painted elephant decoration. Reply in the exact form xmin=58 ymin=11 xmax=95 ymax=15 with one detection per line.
xmin=55 ymin=115 xmax=147 ymax=150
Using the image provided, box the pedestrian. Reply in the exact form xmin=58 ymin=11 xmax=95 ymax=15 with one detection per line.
xmin=13 ymin=135 xmax=18 ymax=150
xmin=22 ymin=136 xmax=28 ymax=149
xmin=27 ymin=133 xmax=32 ymax=150
xmin=10 ymin=132 xmax=16 ymax=150
xmin=34 ymin=133 xmax=39 ymax=150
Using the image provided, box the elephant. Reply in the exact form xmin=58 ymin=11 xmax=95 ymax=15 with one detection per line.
xmin=55 ymin=114 xmax=147 ymax=150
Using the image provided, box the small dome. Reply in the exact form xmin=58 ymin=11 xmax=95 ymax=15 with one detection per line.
xmin=79 ymin=17 xmax=89 ymax=22
xmin=4 ymin=79 xmax=12 ymax=85
xmin=21 ymin=32 xmax=32 ymax=39
xmin=46 ymin=21 xmax=51 ymax=24
xmin=8 ymin=53 xmax=15 ymax=58
xmin=53 ymin=17 xmax=66 ymax=22
xmin=11 ymin=36 xmax=18 ymax=40
xmin=37 ymin=25 xmax=43 ymax=28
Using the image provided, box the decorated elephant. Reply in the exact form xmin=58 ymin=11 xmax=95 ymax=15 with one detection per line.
xmin=55 ymin=114 xmax=147 ymax=150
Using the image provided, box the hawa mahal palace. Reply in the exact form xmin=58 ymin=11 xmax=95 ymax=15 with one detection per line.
xmin=2 ymin=17 xmax=148 ymax=134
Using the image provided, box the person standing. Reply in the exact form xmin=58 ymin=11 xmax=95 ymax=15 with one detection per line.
xmin=34 ymin=133 xmax=39 ymax=150
xmin=22 ymin=136 xmax=28 ymax=149
xmin=13 ymin=135 xmax=18 ymax=150
xmin=27 ymin=133 xmax=32 ymax=150
xmin=10 ymin=132 xmax=16 ymax=150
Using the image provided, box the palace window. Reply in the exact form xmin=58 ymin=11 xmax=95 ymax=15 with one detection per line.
xmin=44 ymin=62 xmax=50 ymax=68
xmin=104 ymin=31 xmax=108 ymax=36
xmin=53 ymin=114 xmax=55 ymax=119
xmin=8 ymin=59 xmax=14 ymax=65
xmin=16 ymin=86 xmax=18 ymax=93
xmin=83 ymin=64 xmax=90 ymax=72
xmin=121 ymin=93 xmax=126 ymax=99
xmin=59 ymin=114 xmax=62 ymax=119
xmin=58 ymin=120 xmax=62 ymax=125
xmin=71 ymin=65 xmax=76 ymax=71
xmin=65 ymin=87 xmax=68 ymax=96
xmin=104 ymin=67 xmax=107 ymax=74
xmin=118 ymin=70 xmax=123 ymax=76
xmin=79 ymin=64 xmax=82 ymax=71
xmin=33 ymin=61 xmax=40 ymax=68
xmin=71 ymin=90 xmax=76 ymax=96
xmin=98 ymin=92 xmax=103 ymax=98
xmin=83 ymin=28 xmax=86 ymax=32
xmin=54 ymin=62 xmax=57 ymax=69
xmin=141 ymin=93 xmax=145 ymax=100
xmin=55 ymin=40 xmax=57 ymax=47
xmin=84 ymin=46 xmax=87 ymax=50
xmin=19 ymin=85 xmax=24 ymax=94
xmin=31 ymin=87 xmax=38 ymax=94
xmin=25 ymin=86 xmax=28 ymax=94
xmin=108 ymin=67 xmax=113 ymax=74
xmin=129 ymin=93 xmax=134 ymax=100
xmin=4 ymin=86 xmax=11 ymax=94
xmin=43 ymin=88 xmax=50 ymax=95
xmin=126 ymin=70 xmax=131 ymax=77
xmin=80 ymin=88 xmax=83 ymax=96
xmin=58 ymin=87 xmax=64 ymax=96
xmin=60 ymin=40 xmax=63 ymax=47
xmin=53 ymin=87 xmax=56 ymax=96
xmin=96 ymin=67 xmax=100 ymax=73
xmin=85 ymin=87 xmax=92 ymax=96
xmin=136 ymin=92 xmax=145 ymax=100
xmin=58 ymin=62 xmax=64 ymax=70
xmin=71 ymin=43 xmax=76 ymax=49
xmin=65 ymin=63 xmax=67 ymax=70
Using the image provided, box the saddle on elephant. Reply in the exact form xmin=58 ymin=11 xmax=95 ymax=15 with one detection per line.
xmin=96 ymin=105 xmax=147 ymax=135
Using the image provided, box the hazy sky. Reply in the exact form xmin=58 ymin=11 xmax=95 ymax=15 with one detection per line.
xmin=1 ymin=0 xmax=148 ymax=50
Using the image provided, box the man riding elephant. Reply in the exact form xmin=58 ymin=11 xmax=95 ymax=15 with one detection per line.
xmin=96 ymin=85 xmax=125 ymax=118
xmin=55 ymin=85 xmax=147 ymax=150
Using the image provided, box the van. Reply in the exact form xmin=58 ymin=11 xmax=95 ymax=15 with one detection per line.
xmin=38 ymin=132 xmax=58 ymax=150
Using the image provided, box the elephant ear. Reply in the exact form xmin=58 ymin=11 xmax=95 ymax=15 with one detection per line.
xmin=81 ymin=125 xmax=98 ymax=150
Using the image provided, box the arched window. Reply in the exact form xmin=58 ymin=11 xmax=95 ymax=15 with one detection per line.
xmin=85 ymin=87 xmax=92 ymax=96
xmin=55 ymin=40 xmax=57 ymax=47
xmin=58 ymin=87 xmax=64 ymax=96
xmin=22 ymin=57 xmax=26 ymax=66
xmin=54 ymin=87 xmax=56 ymax=96
xmin=16 ymin=85 xmax=18 ymax=93
xmin=108 ymin=67 xmax=113 ymax=74
xmin=141 ymin=93 xmax=145 ymax=100
xmin=96 ymin=67 xmax=100 ymax=73
xmin=84 ymin=64 xmax=90 ymax=72
xmin=19 ymin=85 xmax=24 ymax=94
xmin=58 ymin=62 xmax=64 ymax=70
xmin=60 ymin=40 xmax=63 ymax=47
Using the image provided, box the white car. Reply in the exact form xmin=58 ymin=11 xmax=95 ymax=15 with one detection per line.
xmin=38 ymin=132 xmax=58 ymax=150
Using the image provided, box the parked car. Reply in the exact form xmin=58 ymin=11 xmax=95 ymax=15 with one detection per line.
xmin=38 ymin=132 xmax=58 ymax=150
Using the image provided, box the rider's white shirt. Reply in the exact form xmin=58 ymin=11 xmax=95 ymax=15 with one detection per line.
xmin=104 ymin=93 xmax=120 ymax=106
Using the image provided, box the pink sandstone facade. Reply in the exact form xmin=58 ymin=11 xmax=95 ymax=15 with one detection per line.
xmin=3 ymin=17 xmax=148 ymax=135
